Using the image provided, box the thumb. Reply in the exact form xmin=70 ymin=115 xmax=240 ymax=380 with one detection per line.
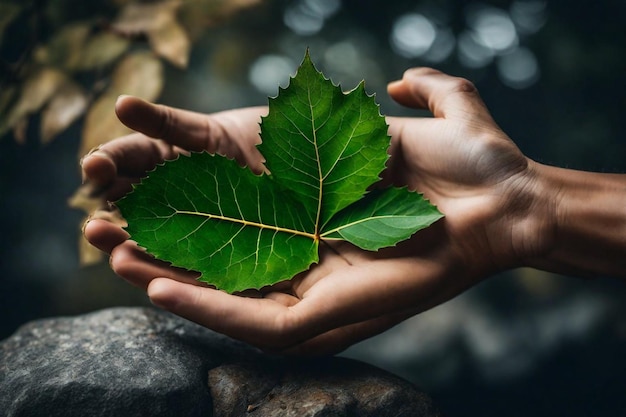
xmin=387 ymin=67 xmax=495 ymax=123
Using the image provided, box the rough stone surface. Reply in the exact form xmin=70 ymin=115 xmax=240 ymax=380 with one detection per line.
xmin=209 ymin=360 xmax=440 ymax=416
xmin=0 ymin=307 xmax=440 ymax=417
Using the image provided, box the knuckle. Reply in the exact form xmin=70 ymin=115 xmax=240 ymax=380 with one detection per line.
xmin=189 ymin=285 xmax=206 ymax=309
xmin=109 ymin=245 xmax=133 ymax=277
xmin=201 ymin=115 xmax=220 ymax=153
xmin=448 ymin=76 xmax=478 ymax=95
xmin=155 ymin=104 xmax=175 ymax=140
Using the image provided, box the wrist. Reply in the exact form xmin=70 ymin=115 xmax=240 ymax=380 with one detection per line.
xmin=524 ymin=163 xmax=626 ymax=278
xmin=492 ymin=159 xmax=559 ymax=271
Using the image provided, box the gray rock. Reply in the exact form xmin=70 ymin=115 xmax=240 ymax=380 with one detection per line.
xmin=0 ymin=307 xmax=439 ymax=417
xmin=209 ymin=360 xmax=439 ymax=416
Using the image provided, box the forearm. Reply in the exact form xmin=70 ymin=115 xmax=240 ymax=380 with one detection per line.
xmin=529 ymin=163 xmax=626 ymax=279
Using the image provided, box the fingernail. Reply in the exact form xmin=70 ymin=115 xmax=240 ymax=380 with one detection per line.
xmin=81 ymin=216 xmax=92 ymax=234
xmin=117 ymin=94 xmax=131 ymax=103
xmin=81 ymin=145 xmax=104 ymax=166
xmin=88 ymin=150 xmax=114 ymax=162
xmin=86 ymin=144 xmax=102 ymax=156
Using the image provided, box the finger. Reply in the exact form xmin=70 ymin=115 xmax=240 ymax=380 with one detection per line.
xmin=115 ymin=96 xmax=268 ymax=173
xmin=147 ymin=278 xmax=300 ymax=349
xmin=147 ymin=254 xmax=460 ymax=351
xmin=84 ymin=219 xmax=129 ymax=254
xmin=146 ymin=265 xmax=422 ymax=355
xmin=81 ymin=132 xmax=175 ymax=187
xmin=387 ymin=67 xmax=494 ymax=122
xmin=85 ymin=175 xmax=139 ymax=202
xmin=97 ymin=176 xmax=138 ymax=202
xmin=110 ymin=241 xmax=201 ymax=290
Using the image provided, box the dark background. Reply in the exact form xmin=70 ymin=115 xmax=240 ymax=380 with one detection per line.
xmin=1 ymin=1 xmax=626 ymax=416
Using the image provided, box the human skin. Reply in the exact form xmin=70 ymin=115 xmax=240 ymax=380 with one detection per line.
xmin=82 ymin=68 xmax=626 ymax=355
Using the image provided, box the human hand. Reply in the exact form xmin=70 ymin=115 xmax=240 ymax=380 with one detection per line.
xmin=84 ymin=69 xmax=551 ymax=355
xmin=385 ymin=68 xmax=554 ymax=275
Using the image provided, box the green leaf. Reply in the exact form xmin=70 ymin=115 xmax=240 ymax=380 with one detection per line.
xmin=259 ymin=53 xmax=390 ymax=229
xmin=118 ymin=154 xmax=317 ymax=293
xmin=321 ymin=187 xmax=444 ymax=251
xmin=117 ymin=50 xmax=443 ymax=293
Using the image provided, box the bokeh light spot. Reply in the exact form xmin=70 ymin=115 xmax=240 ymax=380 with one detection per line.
xmin=467 ymin=5 xmax=518 ymax=54
xmin=390 ymin=13 xmax=437 ymax=58
xmin=458 ymin=30 xmax=494 ymax=68
xmin=303 ymin=0 xmax=341 ymax=19
xmin=497 ymin=47 xmax=540 ymax=89
xmin=248 ymin=54 xmax=296 ymax=96
xmin=284 ymin=5 xmax=323 ymax=36
xmin=284 ymin=0 xmax=341 ymax=36
xmin=423 ymin=27 xmax=455 ymax=63
xmin=324 ymin=40 xmax=359 ymax=72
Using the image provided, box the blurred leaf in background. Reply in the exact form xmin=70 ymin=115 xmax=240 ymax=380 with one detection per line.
xmin=112 ymin=0 xmax=189 ymax=68
xmin=1 ymin=0 xmax=264 ymax=150
xmin=80 ymin=51 xmax=163 ymax=156
xmin=0 ymin=0 xmax=265 ymax=265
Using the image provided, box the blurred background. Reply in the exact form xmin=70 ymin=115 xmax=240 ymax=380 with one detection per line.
xmin=1 ymin=0 xmax=625 ymax=415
